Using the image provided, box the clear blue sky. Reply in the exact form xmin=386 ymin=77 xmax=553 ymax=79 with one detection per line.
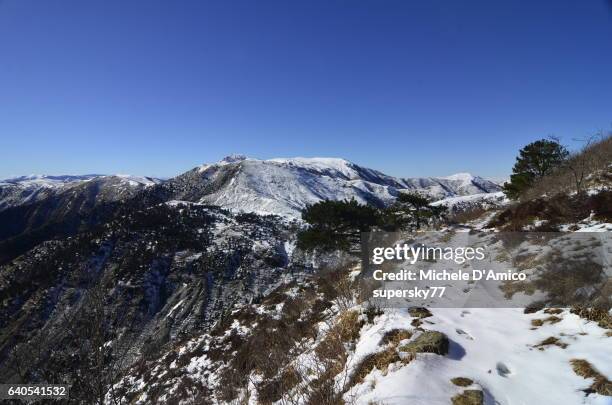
xmin=1 ymin=0 xmax=611 ymax=180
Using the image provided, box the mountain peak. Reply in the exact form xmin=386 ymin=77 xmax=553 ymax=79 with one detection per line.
xmin=220 ymin=154 xmax=248 ymax=164
xmin=442 ymin=172 xmax=476 ymax=182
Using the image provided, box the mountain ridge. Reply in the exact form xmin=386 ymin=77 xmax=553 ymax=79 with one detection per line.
xmin=186 ymin=156 xmax=501 ymax=217
xmin=0 ymin=156 xmax=501 ymax=217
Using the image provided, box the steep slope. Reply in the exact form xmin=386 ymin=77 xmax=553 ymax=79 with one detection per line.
xmin=0 ymin=174 xmax=99 ymax=211
xmin=0 ymin=175 xmax=163 ymax=264
xmin=0 ymin=201 xmax=301 ymax=397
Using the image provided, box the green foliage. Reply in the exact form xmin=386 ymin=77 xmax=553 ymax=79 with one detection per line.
xmin=502 ymin=172 xmax=533 ymax=200
xmin=397 ymin=192 xmax=430 ymax=208
xmin=298 ymin=195 xmax=448 ymax=252
xmin=503 ymin=139 xmax=569 ymax=200
xmin=389 ymin=192 xmax=447 ymax=230
xmin=297 ymin=199 xmax=379 ymax=252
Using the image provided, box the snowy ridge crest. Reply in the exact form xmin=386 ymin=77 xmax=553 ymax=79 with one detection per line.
xmin=189 ymin=156 xmax=502 ymax=217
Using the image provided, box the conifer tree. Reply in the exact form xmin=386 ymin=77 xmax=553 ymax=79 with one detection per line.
xmin=502 ymin=139 xmax=569 ymax=199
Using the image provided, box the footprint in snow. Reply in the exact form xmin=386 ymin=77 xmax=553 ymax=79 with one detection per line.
xmin=495 ymin=362 xmax=512 ymax=377
xmin=456 ymin=328 xmax=474 ymax=340
xmin=460 ymin=310 xmax=471 ymax=317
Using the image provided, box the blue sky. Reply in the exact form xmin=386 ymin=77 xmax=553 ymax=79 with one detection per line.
xmin=1 ymin=0 xmax=611 ymax=180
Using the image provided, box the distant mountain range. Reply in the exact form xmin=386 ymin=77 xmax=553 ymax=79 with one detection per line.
xmin=0 ymin=155 xmax=500 ymax=217
xmin=0 ymin=174 xmax=160 ymax=212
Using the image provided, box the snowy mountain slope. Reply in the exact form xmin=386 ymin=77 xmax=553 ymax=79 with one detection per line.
xmin=169 ymin=156 xmax=501 ymax=217
xmin=110 ymin=278 xmax=612 ymax=405
xmin=0 ymin=157 xmax=499 ymax=217
xmin=0 ymin=174 xmax=102 ymax=188
xmin=0 ymin=174 xmax=161 ymax=211
xmin=431 ymin=191 xmax=508 ymax=213
xmin=344 ymin=308 xmax=611 ymax=405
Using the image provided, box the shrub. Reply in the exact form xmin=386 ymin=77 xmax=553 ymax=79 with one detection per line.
xmin=570 ymin=359 xmax=612 ymax=396
xmin=380 ymin=329 xmax=413 ymax=346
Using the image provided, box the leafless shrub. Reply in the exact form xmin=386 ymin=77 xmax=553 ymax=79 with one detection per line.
xmin=522 ymin=133 xmax=612 ymax=200
xmin=448 ymin=207 xmax=488 ymax=225
xmin=315 ymin=265 xmax=356 ymax=311
xmin=571 ymin=306 xmax=612 ymax=329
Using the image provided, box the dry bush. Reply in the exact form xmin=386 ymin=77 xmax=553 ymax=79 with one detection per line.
xmin=215 ymin=284 xmax=324 ymax=402
xmin=571 ymin=306 xmax=612 ymax=330
xmin=256 ymin=366 xmax=301 ymax=404
xmin=348 ymin=347 xmax=408 ymax=387
xmin=448 ymin=207 xmax=488 ymax=225
xmin=489 ymin=194 xmax=578 ymax=231
xmin=315 ymin=265 xmax=356 ymax=311
xmin=380 ymin=329 xmax=412 ymax=346
xmin=363 ymin=304 xmax=384 ymax=324
xmin=305 ymin=310 xmax=364 ymax=405
xmin=356 ymin=278 xmax=382 ymax=304
xmin=491 ymin=133 xmax=612 ymax=230
xmin=534 ymin=260 xmax=605 ymax=307
xmin=570 ymin=359 xmax=612 ymax=396
xmin=522 ymin=133 xmax=612 ymax=200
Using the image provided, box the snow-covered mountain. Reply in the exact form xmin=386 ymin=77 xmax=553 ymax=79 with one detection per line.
xmin=432 ymin=191 xmax=508 ymax=213
xmin=168 ymin=155 xmax=501 ymax=217
xmin=0 ymin=157 xmax=500 ymax=217
xmin=0 ymin=174 xmax=161 ymax=211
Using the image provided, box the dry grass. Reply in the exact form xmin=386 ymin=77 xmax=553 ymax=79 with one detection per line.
xmin=490 ymin=191 xmax=612 ymax=231
xmin=500 ymin=280 xmax=536 ymax=299
xmin=315 ymin=310 xmax=362 ymax=362
xmin=530 ymin=319 xmax=544 ymax=327
xmin=347 ymin=327 xmax=417 ymax=390
xmin=532 ymin=315 xmax=564 ymax=329
xmin=513 ymin=253 xmax=545 ymax=271
xmin=451 ymin=377 xmax=474 ymax=387
xmin=571 ymin=306 xmax=612 ymax=330
xmin=408 ymin=307 xmax=432 ymax=319
xmin=336 ymin=310 xmax=363 ymax=342
xmin=544 ymin=315 xmax=563 ymax=324
xmin=349 ymin=347 xmax=411 ymax=387
xmin=451 ymin=389 xmax=484 ymax=405
xmin=531 ymin=315 xmax=563 ymax=328
xmin=449 ymin=207 xmax=488 ymax=225
xmin=570 ymin=359 xmax=612 ymax=396
xmin=521 ymin=134 xmax=612 ymax=201
xmin=380 ymin=329 xmax=413 ymax=346
xmin=535 ymin=336 xmax=568 ymax=350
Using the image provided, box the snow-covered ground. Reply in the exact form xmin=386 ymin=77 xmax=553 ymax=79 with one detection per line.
xmin=345 ymin=307 xmax=611 ymax=405
xmin=432 ymin=191 xmax=508 ymax=212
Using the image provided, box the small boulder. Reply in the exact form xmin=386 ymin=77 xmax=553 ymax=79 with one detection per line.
xmin=399 ymin=331 xmax=449 ymax=355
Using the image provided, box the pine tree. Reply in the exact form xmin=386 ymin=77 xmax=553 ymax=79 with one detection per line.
xmin=502 ymin=139 xmax=569 ymax=200
xmin=297 ymin=199 xmax=379 ymax=252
